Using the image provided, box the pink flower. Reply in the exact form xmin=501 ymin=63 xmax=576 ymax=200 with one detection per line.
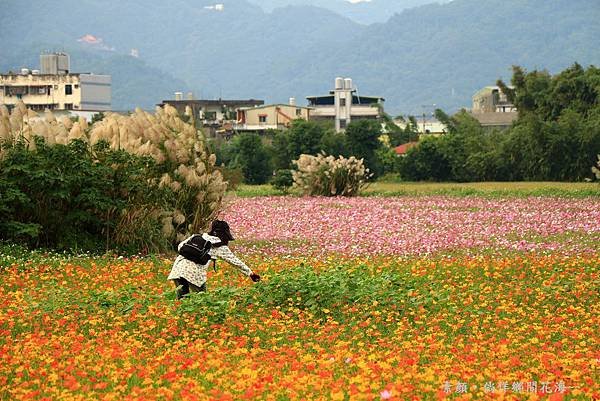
xmin=222 ymin=196 xmax=600 ymax=257
xmin=380 ymin=389 xmax=392 ymax=399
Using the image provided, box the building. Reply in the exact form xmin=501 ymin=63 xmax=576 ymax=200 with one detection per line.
xmin=159 ymin=95 xmax=263 ymax=126
xmin=306 ymin=77 xmax=384 ymax=132
xmin=472 ymin=86 xmax=516 ymax=113
xmin=0 ymin=52 xmax=111 ymax=112
xmin=235 ymin=100 xmax=311 ymax=133
xmin=469 ymin=111 xmax=518 ymax=130
xmin=470 ymin=85 xmax=518 ymax=130
xmin=394 ymin=117 xmax=447 ymax=136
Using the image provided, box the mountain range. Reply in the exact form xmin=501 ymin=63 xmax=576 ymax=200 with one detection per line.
xmin=1 ymin=0 xmax=599 ymax=114
xmin=246 ymin=0 xmax=450 ymax=24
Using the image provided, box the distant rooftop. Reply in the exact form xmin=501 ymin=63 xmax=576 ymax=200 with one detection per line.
xmin=160 ymin=99 xmax=264 ymax=107
xmin=306 ymin=94 xmax=384 ymax=106
xmin=238 ymin=103 xmax=312 ymax=111
xmin=469 ymin=111 xmax=518 ymax=127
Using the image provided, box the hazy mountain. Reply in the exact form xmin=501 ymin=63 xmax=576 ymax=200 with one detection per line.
xmin=334 ymin=0 xmax=600 ymax=114
xmin=1 ymin=0 xmax=599 ymax=114
xmin=247 ymin=0 xmax=451 ymax=24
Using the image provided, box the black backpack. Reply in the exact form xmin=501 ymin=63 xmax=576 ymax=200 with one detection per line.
xmin=178 ymin=234 xmax=213 ymax=265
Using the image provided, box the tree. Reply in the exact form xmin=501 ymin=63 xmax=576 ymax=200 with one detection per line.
xmin=319 ymin=128 xmax=349 ymax=157
xmin=229 ymin=133 xmax=272 ymax=184
xmin=399 ymin=138 xmax=451 ymax=181
xmin=287 ymin=120 xmax=327 ymax=161
xmin=271 ymin=130 xmax=293 ymax=170
xmin=345 ymin=119 xmax=383 ymax=176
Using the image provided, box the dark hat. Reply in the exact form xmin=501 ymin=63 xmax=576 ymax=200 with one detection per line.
xmin=210 ymin=219 xmax=234 ymax=241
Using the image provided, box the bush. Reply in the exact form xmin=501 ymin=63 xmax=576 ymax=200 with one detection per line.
xmin=292 ymin=153 xmax=371 ymax=196
xmin=0 ymin=138 xmax=162 ymax=252
xmin=345 ymin=120 xmax=383 ymax=177
xmin=218 ymin=167 xmax=244 ymax=190
xmin=228 ymin=133 xmax=272 ymax=185
xmin=271 ymin=169 xmax=294 ymax=193
xmin=0 ymin=102 xmax=226 ymax=252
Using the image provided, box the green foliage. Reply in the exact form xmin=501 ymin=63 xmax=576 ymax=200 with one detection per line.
xmin=0 ymin=138 xmax=165 ymax=252
xmin=318 ymin=129 xmax=349 ymax=158
xmin=218 ymin=167 xmax=245 ymax=190
xmin=399 ymin=138 xmax=450 ymax=181
xmin=271 ymin=169 xmax=294 ymax=193
xmin=287 ymin=120 xmax=327 ymax=161
xmin=345 ymin=120 xmax=383 ymax=177
xmin=229 ymin=133 xmax=273 ymax=185
xmin=400 ymin=64 xmax=600 ymax=182
xmin=271 ymin=130 xmax=294 ymax=170
xmin=384 ymin=114 xmax=413 ymax=147
xmin=375 ymin=146 xmax=401 ymax=176
xmin=177 ymin=261 xmax=450 ymax=324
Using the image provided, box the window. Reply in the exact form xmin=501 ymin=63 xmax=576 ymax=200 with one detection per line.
xmin=29 ymin=86 xmax=47 ymax=95
xmin=339 ymin=119 xmax=347 ymax=129
xmin=64 ymin=103 xmax=73 ymax=110
xmin=259 ymin=115 xmax=267 ymax=123
xmin=295 ymin=108 xmax=302 ymax=116
xmin=340 ymin=98 xmax=346 ymax=107
xmin=65 ymin=85 xmax=72 ymax=95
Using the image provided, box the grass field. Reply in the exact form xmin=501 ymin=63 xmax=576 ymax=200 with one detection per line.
xmin=232 ymin=181 xmax=600 ymax=198
xmin=1 ymin=192 xmax=599 ymax=400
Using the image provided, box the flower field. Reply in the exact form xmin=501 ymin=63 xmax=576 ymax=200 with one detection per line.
xmin=1 ymin=195 xmax=599 ymax=400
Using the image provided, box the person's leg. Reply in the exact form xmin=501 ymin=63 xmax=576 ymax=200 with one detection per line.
xmin=173 ymin=278 xmax=190 ymax=299
xmin=189 ymin=282 xmax=207 ymax=293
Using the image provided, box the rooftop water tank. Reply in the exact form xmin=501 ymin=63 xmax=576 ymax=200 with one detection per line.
xmin=344 ymin=78 xmax=353 ymax=90
xmin=335 ymin=77 xmax=344 ymax=90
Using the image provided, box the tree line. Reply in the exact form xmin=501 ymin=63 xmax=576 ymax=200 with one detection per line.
xmin=213 ymin=63 xmax=600 ymax=184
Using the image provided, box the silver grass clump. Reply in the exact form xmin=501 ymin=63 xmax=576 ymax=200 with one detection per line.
xmin=0 ymin=101 xmax=227 ymax=243
xmin=292 ymin=153 xmax=372 ymax=196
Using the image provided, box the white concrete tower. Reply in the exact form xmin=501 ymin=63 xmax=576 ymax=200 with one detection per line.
xmin=334 ymin=77 xmax=353 ymax=132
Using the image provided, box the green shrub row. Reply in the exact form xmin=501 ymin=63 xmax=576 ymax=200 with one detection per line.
xmin=0 ymin=138 xmax=166 ymax=253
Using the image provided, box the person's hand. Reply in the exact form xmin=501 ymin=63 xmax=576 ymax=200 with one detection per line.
xmin=250 ymin=272 xmax=261 ymax=282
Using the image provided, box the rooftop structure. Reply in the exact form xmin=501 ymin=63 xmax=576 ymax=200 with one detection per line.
xmin=307 ymin=77 xmax=384 ymax=132
xmin=470 ymin=85 xmax=518 ymax=130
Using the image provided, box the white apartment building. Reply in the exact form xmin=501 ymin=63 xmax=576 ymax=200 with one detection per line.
xmin=307 ymin=77 xmax=384 ymax=132
xmin=0 ymin=53 xmax=111 ymax=112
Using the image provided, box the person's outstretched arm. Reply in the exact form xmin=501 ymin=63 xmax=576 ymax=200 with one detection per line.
xmin=211 ymin=245 xmax=260 ymax=281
